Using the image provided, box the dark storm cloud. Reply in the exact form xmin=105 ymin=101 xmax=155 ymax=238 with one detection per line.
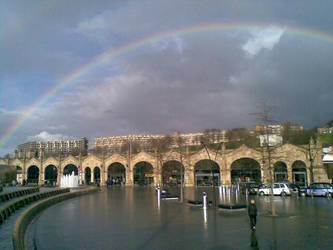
xmin=1 ymin=0 xmax=333 ymax=154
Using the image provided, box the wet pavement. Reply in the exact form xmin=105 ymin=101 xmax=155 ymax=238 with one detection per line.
xmin=27 ymin=187 xmax=333 ymax=250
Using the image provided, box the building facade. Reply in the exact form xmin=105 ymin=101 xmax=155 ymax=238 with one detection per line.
xmin=318 ymin=127 xmax=333 ymax=134
xmin=94 ymin=131 xmax=227 ymax=154
xmin=259 ymin=134 xmax=283 ymax=147
xmin=255 ymin=124 xmax=304 ymax=135
xmin=1 ymin=142 xmax=330 ymax=187
xmin=16 ymin=137 xmax=88 ymax=158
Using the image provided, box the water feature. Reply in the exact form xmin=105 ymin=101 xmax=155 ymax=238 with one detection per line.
xmin=60 ymin=171 xmax=79 ymax=188
xmin=26 ymin=186 xmax=333 ymax=249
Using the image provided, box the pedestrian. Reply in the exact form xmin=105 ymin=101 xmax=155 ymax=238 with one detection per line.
xmin=248 ymin=199 xmax=257 ymax=230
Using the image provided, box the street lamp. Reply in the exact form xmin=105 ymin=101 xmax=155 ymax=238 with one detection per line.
xmin=200 ymin=141 xmax=217 ymax=208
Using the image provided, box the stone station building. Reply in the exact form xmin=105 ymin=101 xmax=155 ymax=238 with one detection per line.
xmin=0 ymin=140 xmax=330 ymax=187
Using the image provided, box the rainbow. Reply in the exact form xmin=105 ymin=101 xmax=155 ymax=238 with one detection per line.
xmin=1 ymin=22 xmax=333 ymax=153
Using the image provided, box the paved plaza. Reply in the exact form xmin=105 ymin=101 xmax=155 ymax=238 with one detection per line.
xmin=26 ymin=187 xmax=333 ymax=250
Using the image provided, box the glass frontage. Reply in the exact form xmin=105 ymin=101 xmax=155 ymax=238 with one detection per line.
xmin=85 ymin=167 xmax=91 ymax=184
xmin=94 ymin=167 xmax=101 ymax=184
xmin=292 ymin=161 xmax=307 ymax=187
xmin=324 ymin=163 xmax=333 ymax=180
xmin=162 ymin=160 xmax=184 ymax=186
xmin=133 ymin=161 xmax=154 ymax=185
xmin=194 ymin=160 xmax=220 ymax=186
xmin=108 ymin=163 xmax=126 ymax=185
xmin=44 ymin=165 xmax=58 ymax=185
xmin=27 ymin=165 xmax=39 ymax=184
xmin=231 ymin=158 xmax=261 ymax=183
xmin=274 ymin=161 xmax=288 ymax=182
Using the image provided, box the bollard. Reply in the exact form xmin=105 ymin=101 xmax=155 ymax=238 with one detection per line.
xmin=202 ymin=192 xmax=207 ymax=209
xmin=219 ymin=185 xmax=223 ymax=202
xmin=157 ymin=184 xmax=161 ymax=201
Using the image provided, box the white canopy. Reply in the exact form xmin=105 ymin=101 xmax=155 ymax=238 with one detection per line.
xmin=323 ymin=154 xmax=333 ymax=163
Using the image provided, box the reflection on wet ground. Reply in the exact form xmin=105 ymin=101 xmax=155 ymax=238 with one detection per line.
xmin=27 ymin=187 xmax=333 ymax=249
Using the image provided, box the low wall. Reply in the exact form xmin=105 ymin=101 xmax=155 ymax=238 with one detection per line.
xmin=0 ymin=188 xmax=67 ymax=225
xmin=0 ymin=187 xmax=39 ymax=203
xmin=12 ymin=187 xmax=98 ymax=250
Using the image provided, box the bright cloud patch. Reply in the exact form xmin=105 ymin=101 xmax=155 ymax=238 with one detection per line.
xmin=151 ymin=36 xmax=185 ymax=54
xmin=242 ymin=28 xmax=285 ymax=56
xmin=28 ymin=131 xmax=74 ymax=142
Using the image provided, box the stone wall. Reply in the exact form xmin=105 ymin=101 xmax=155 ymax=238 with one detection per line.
xmin=6 ymin=143 xmax=331 ymax=187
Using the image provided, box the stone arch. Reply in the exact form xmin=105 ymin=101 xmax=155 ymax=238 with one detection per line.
xmin=107 ymin=162 xmax=126 ymax=185
xmin=27 ymin=165 xmax=39 ymax=184
xmin=63 ymin=164 xmax=78 ymax=175
xmin=190 ymin=148 xmax=222 ymax=167
xmin=292 ymin=160 xmax=308 ymax=187
xmin=26 ymin=158 xmax=41 ymax=171
xmin=131 ymin=152 xmax=156 ymax=171
xmin=82 ymin=155 xmax=102 ymax=170
xmin=162 ymin=160 xmax=184 ymax=186
xmin=133 ymin=161 xmax=154 ymax=185
xmin=44 ymin=165 xmax=58 ymax=185
xmin=11 ymin=159 xmax=24 ymax=169
xmin=42 ymin=157 xmax=58 ymax=170
xmin=61 ymin=156 xmax=79 ymax=173
xmin=161 ymin=150 xmax=183 ymax=163
xmin=105 ymin=154 xmax=127 ymax=169
xmin=194 ymin=159 xmax=220 ymax=186
xmin=226 ymin=145 xmax=262 ymax=165
xmin=230 ymin=158 xmax=261 ymax=183
xmin=273 ymin=161 xmax=288 ymax=182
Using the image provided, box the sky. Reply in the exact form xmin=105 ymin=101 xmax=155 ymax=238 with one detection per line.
xmin=1 ymin=0 xmax=333 ymax=155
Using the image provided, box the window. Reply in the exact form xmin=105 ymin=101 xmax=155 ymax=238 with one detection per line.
xmin=273 ymin=184 xmax=280 ymax=188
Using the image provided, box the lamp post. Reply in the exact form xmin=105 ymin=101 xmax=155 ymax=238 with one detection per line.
xmin=180 ymin=153 xmax=184 ymax=202
xmin=264 ymin=130 xmax=276 ymax=216
xmin=200 ymin=141 xmax=217 ymax=208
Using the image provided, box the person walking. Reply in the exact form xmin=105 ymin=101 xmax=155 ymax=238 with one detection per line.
xmin=248 ymin=199 xmax=257 ymax=230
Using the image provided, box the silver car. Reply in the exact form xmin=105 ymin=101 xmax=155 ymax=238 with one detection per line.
xmin=305 ymin=183 xmax=333 ymax=197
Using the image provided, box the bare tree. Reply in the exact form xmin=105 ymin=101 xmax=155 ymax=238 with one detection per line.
xmin=173 ymin=134 xmax=186 ymax=200
xmin=148 ymin=135 xmax=173 ymax=153
xmin=147 ymin=135 xmax=173 ymax=186
xmin=120 ymin=140 xmax=140 ymax=155
xmin=251 ymin=101 xmax=279 ymax=216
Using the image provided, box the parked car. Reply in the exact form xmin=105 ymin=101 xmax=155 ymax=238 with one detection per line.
xmin=245 ymin=182 xmax=262 ymax=195
xmin=305 ymin=182 xmax=333 ymax=197
xmin=258 ymin=182 xmax=291 ymax=196
xmin=289 ymin=183 xmax=301 ymax=193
